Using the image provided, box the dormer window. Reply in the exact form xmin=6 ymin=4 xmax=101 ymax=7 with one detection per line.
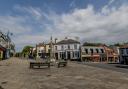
xmin=96 ymin=49 xmax=99 ymax=53
xmin=100 ymin=49 xmax=104 ymax=53
xmin=90 ymin=49 xmax=93 ymax=54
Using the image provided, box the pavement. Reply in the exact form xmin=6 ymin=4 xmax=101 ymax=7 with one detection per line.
xmin=0 ymin=58 xmax=128 ymax=89
xmin=78 ymin=62 xmax=128 ymax=74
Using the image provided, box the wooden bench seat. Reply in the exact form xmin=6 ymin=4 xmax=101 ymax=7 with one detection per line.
xmin=30 ymin=62 xmax=50 ymax=68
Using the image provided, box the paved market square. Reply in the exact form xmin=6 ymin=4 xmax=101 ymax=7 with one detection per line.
xmin=0 ymin=58 xmax=128 ymax=89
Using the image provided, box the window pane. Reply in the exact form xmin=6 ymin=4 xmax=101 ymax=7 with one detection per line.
xmin=90 ymin=49 xmax=93 ymax=54
xmin=126 ymin=49 xmax=128 ymax=54
xmin=74 ymin=44 xmax=77 ymax=49
xmin=96 ymin=49 xmax=99 ymax=53
xmin=68 ymin=45 xmax=70 ymax=49
xmin=55 ymin=46 xmax=57 ymax=50
xmin=85 ymin=48 xmax=88 ymax=54
xmin=61 ymin=45 xmax=64 ymax=50
xmin=101 ymin=49 xmax=104 ymax=53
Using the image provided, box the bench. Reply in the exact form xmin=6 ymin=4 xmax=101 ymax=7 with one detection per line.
xmin=30 ymin=62 xmax=50 ymax=68
xmin=57 ymin=61 xmax=67 ymax=68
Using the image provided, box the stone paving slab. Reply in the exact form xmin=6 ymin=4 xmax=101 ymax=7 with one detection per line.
xmin=0 ymin=58 xmax=128 ymax=89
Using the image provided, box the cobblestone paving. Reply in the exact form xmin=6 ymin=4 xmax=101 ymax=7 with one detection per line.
xmin=0 ymin=58 xmax=128 ymax=89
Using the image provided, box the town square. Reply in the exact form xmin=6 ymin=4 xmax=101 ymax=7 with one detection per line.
xmin=1 ymin=0 xmax=128 ymax=89
xmin=1 ymin=57 xmax=128 ymax=89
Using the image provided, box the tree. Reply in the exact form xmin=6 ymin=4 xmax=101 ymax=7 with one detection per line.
xmin=21 ymin=46 xmax=33 ymax=57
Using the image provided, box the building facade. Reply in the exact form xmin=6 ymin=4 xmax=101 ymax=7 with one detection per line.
xmin=0 ymin=31 xmax=15 ymax=59
xmin=36 ymin=43 xmax=46 ymax=58
xmin=30 ymin=43 xmax=51 ymax=59
xmin=0 ymin=45 xmax=6 ymax=60
xmin=103 ymin=46 xmax=119 ymax=62
xmin=119 ymin=45 xmax=128 ymax=64
xmin=81 ymin=45 xmax=119 ymax=62
xmin=54 ymin=38 xmax=80 ymax=60
xmin=81 ymin=46 xmax=106 ymax=62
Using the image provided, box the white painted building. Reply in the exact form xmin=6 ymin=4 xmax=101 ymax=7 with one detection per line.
xmin=54 ymin=38 xmax=80 ymax=60
xmin=119 ymin=46 xmax=128 ymax=64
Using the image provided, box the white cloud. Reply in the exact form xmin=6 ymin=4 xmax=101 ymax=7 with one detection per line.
xmin=0 ymin=16 xmax=31 ymax=34
xmin=1 ymin=2 xmax=128 ymax=51
xmin=45 ymin=4 xmax=128 ymax=44
xmin=101 ymin=0 xmax=115 ymax=14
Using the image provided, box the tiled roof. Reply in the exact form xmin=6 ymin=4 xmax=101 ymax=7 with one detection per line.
xmin=37 ymin=43 xmax=45 ymax=47
xmin=119 ymin=45 xmax=128 ymax=48
xmin=56 ymin=39 xmax=80 ymax=45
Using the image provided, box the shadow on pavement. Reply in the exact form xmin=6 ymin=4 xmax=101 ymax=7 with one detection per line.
xmin=107 ymin=63 xmax=120 ymax=64
xmin=116 ymin=65 xmax=128 ymax=69
xmin=30 ymin=67 xmax=51 ymax=70
xmin=0 ymin=86 xmax=4 ymax=89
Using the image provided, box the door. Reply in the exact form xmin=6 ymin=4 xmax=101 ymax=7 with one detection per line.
xmin=67 ymin=51 xmax=71 ymax=59
xmin=55 ymin=53 xmax=58 ymax=60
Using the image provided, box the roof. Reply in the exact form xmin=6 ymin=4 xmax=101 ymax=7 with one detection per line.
xmin=37 ymin=43 xmax=45 ymax=47
xmin=82 ymin=45 xmax=104 ymax=48
xmin=103 ymin=46 xmax=114 ymax=51
xmin=119 ymin=45 xmax=128 ymax=49
xmin=45 ymin=42 xmax=55 ymax=45
xmin=56 ymin=39 xmax=80 ymax=45
xmin=83 ymin=42 xmax=106 ymax=46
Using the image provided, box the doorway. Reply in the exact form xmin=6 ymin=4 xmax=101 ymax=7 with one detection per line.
xmin=55 ymin=53 xmax=58 ymax=60
xmin=67 ymin=51 xmax=71 ymax=59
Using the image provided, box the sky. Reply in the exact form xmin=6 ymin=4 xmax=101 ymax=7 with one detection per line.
xmin=0 ymin=0 xmax=128 ymax=52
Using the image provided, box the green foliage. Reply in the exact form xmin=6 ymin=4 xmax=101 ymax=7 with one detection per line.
xmin=15 ymin=52 xmax=22 ymax=57
xmin=21 ymin=46 xmax=33 ymax=55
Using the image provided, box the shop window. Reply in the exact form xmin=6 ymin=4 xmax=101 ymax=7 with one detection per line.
xmin=75 ymin=51 xmax=78 ymax=57
xmin=121 ymin=49 xmax=124 ymax=54
xmin=126 ymin=49 xmax=128 ymax=54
